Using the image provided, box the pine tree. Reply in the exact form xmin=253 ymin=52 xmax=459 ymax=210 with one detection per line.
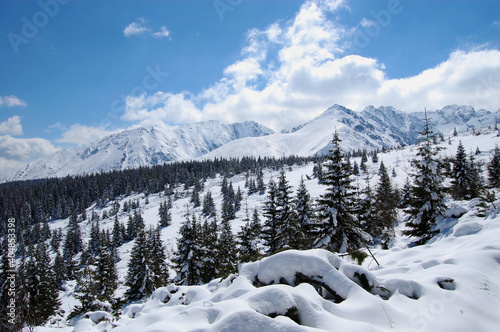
xmin=148 ymin=225 xmax=169 ymax=289
xmin=295 ymin=177 xmax=314 ymax=249
xmin=314 ymin=132 xmax=367 ymax=253
xmin=257 ymin=168 xmax=266 ymax=194
xmin=451 ymin=141 xmax=473 ymax=200
xmin=372 ymin=162 xmax=397 ymax=248
xmin=95 ymin=234 xmax=118 ymax=305
xmin=53 ymin=251 xmax=66 ymax=290
xmin=173 ymin=215 xmax=202 ymax=285
xmin=89 ymin=220 xmax=101 ymax=256
xmin=202 ymin=191 xmax=216 ymax=218
xmin=275 ymin=168 xmax=299 ymax=250
xmin=50 ymin=228 xmax=63 ymax=252
xmin=25 ymin=243 xmax=61 ymax=326
xmin=487 ymin=145 xmax=500 ymax=188
xmin=190 ymin=189 xmax=200 ymax=208
xmin=262 ymin=179 xmax=279 ymax=255
xmin=158 ymin=200 xmax=172 ymax=227
xmin=112 ymin=214 xmax=124 ymax=247
xmin=217 ymin=219 xmax=237 ymax=277
xmin=237 ymin=207 xmax=261 ymax=262
xmin=125 ymin=230 xmax=155 ymax=301
xmin=200 ymin=218 xmax=219 ymax=283
xmin=403 ymin=113 xmax=447 ymax=245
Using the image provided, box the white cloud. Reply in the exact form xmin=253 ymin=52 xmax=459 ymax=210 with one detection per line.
xmin=124 ymin=17 xmax=150 ymax=37
xmin=124 ymin=18 xmax=172 ymax=40
xmin=56 ymin=124 xmax=122 ymax=146
xmin=152 ymin=26 xmax=171 ymax=39
xmin=0 ymin=135 xmax=59 ymax=176
xmin=0 ymin=116 xmax=23 ymax=136
xmin=0 ymin=95 xmax=26 ymax=108
xmin=121 ymin=0 xmax=500 ymax=130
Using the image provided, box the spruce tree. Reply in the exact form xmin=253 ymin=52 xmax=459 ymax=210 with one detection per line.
xmin=148 ymin=225 xmax=169 ymax=289
xmin=158 ymin=200 xmax=172 ymax=227
xmin=200 ymin=218 xmax=219 ymax=283
xmin=403 ymin=113 xmax=447 ymax=245
xmin=487 ymin=145 xmax=500 ymax=188
xmin=217 ymin=219 xmax=237 ymax=277
xmin=372 ymin=162 xmax=397 ymax=248
xmin=202 ymin=191 xmax=216 ymax=218
xmin=237 ymin=207 xmax=261 ymax=262
xmin=275 ymin=169 xmax=299 ymax=250
xmin=125 ymin=230 xmax=155 ymax=301
xmin=314 ymin=132 xmax=366 ymax=253
xmin=95 ymin=233 xmax=118 ymax=305
xmin=451 ymin=141 xmax=474 ymax=200
xmin=25 ymin=243 xmax=61 ymax=326
xmin=295 ymin=177 xmax=314 ymax=249
xmin=112 ymin=214 xmax=124 ymax=247
xmin=262 ymin=179 xmax=280 ymax=255
xmin=173 ymin=215 xmax=202 ymax=285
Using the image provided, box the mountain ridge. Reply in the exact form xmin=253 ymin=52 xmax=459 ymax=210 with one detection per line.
xmin=4 ymin=104 xmax=499 ymax=182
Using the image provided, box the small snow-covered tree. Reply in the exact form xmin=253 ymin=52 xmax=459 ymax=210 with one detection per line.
xmin=217 ymin=218 xmax=238 ymax=278
xmin=275 ymin=168 xmax=299 ymax=250
xmin=403 ymin=113 xmax=447 ymax=245
xmin=372 ymin=162 xmax=397 ymax=248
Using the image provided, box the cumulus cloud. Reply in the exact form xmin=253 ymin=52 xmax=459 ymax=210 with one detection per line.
xmin=121 ymin=0 xmax=500 ymax=130
xmin=124 ymin=18 xmax=172 ymax=40
xmin=152 ymin=26 xmax=171 ymax=39
xmin=0 ymin=135 xmax=59 ymax=177
xmin=0 ymin=95 xmax=26 ymax=108
xmin=124 ymin=17 xmax=150 ymax=37
xmin=56 ymin=124 xmax=123 ymax=146
xmin=0 ymin=116 xmax=23 ymax=136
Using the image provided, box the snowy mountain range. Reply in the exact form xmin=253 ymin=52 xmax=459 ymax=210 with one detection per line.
xmin=5 ymin=104 xmax=499 ymax=182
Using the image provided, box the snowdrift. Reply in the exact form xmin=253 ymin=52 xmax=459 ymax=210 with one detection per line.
xmin=73 ymin=203 xmax=500 ymax=332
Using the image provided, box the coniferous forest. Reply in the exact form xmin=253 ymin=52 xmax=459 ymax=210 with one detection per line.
xmin=1 ymin=118 xmax=500 ymax=330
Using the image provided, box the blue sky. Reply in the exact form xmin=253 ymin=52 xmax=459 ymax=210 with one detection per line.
xmin=1 ymin=0 xmax=499 ymax=176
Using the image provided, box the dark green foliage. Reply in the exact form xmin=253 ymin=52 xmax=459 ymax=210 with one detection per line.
xmin=173 ymin=215 xmax=202 ymax=285
xmin=262 ymin=179 xmax=279 ymax=255
xmin=158 ymin=199 xmax=172 ymax=227
xmin=403 ymin=115 xmax=446 ymax=245
xmin=237 ymin=207 xmax=262 ymax=263
xmin=371 ymin=162 xmax=398 ymax=248
xmin=295 ymin=177 xmax=314 ymax=249
xmin=488 ymin=145 xmax=500 ymax=188
xmin=314 ymin=133 xmax=367 ymax=253
xmin=217 ymin=219 xmax=238 ymax=278
xmin=275 ymin=169 xmax=300 ymax=250
xmin=25 ymin=243 xmax=61 ymax=326
xmin=451 ymin=141 xmax=483 ymax=200
xmin=124 ymin=230 xmax=155 ymax=301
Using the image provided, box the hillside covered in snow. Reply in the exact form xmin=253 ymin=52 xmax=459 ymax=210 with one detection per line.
xmin=12 ymin=127 xmax=499 ymax=332
xmin=4 ymin=104 xmax=499 ymax=183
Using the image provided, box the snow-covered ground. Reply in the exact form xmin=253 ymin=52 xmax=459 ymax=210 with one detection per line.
xmin=34 ymin=129 xmax=500 ymax=331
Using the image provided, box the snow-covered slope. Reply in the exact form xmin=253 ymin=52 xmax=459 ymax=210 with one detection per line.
xmin=36 ymin=129 xmax=500 ymax=331
xmin=204 ymin=104 xmax=500 ymax=159
xmin=5 ymin=104 xmax=498 ymax=182
xmin=7 ymin=121 xmax=274 ymax=181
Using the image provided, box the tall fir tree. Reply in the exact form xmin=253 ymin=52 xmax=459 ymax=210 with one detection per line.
xmin=237 ymin=206 xmax=261 ymax=262
xmin=314 ymin=132 xmax=367 ymax=253
xmin=294 ymin=177 xmax=314 ymax=249
xmin=124 ymin=230 xmax=155 ymax=301
xmin=372 ymin=162 xmax=397 ymax=248
xmin=25 ymin=243 xmax=61 ymax=326
xmin=217 ymin=219 xmax=238 ymax=277
xmin=158 ymin=200 xmax=172 ymax=227
xmin=200 ymin=218 xmax=219 ymax=283
xmin=487 ymin=144 xmax=500 ymax=188
xmin=403 ymin=112 xmax=447 ymax=245
xmin=451 ymin=141 xmax=475 ymax=200
xmin=275 ymin=169 xmax=299 ymax=250
xmin=173 ymin=215 xmax=202 ymax=285
xmin=261 ymin=179 xmax=279 ymax=255
xmin=148 ymin=225 xmax=170 ymax=289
